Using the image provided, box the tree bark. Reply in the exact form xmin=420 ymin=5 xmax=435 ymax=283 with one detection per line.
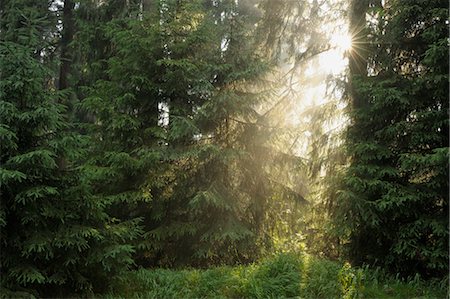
xmin=59 ymin=0 xmax=75 ymax=90
xmin=348 ymin=0 xmax=369 ymax=79
xmin=142 ymin=0 xmax=156 ymax=12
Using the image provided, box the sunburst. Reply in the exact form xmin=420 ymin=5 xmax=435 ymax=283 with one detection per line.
xmin=332 ymin=32 xmax=352 ymax=51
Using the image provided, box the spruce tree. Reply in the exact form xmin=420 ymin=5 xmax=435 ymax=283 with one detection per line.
xmin=0 ymin=1 xmax=141 ymax=296
xmin=333 ymin=0 xmax=449 ymax=277
xmin=78 ymin=0 xmax=287 ymax=267
xmin=146 ymin=0 xmax=274 ymax=265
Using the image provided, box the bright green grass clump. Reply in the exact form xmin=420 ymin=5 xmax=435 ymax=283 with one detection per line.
xmin=103 ymin=253 xmax=447 ymax=299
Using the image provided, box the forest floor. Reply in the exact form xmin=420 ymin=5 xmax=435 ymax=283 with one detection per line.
xmin=102 ymin=253 xmax=447 ymax=299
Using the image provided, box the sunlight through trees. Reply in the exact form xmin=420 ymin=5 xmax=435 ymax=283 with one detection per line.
xmin=0 ymin=0 xmax=447 ymax=297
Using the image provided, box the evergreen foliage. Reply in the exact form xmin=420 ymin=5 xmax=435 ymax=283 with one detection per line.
xmin=0 ymin=1 xmax=141 ymax=296
xmin=332 ymin=0 xmax=449 ymax=277
xmin=1 ymin=0 xmax=446 ymax=296
xmin=78 ymin=0 xmax=285 ymax=267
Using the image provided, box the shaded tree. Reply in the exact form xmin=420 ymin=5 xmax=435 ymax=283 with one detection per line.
xmin=332 ymin=0 xmax=449 ymax=277
xmin=0 ymin=1 xmax=141 ymax=296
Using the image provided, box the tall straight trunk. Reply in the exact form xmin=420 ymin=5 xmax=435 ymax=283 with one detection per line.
xmin=142 ymin=0 xmax=157 ymax=13
xmin=348 ymin=0 xmax=382 ymax=108
xmin=348 ymin=0 xmax=368 ymax=78
xmin=59 ymin=0 xmax=75 ymax=90
xmin=346 ymin=0 xmax=383 ymax=264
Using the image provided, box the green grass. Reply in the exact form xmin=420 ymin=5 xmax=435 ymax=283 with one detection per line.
xmin=102 ymin=253 xmax=447 ymax=299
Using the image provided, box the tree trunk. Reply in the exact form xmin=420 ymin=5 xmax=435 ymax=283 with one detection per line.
xmin=348 ymin=0 xmax=369 ymax=78
xmin=59 ymin=0 xmax=75 ymax=90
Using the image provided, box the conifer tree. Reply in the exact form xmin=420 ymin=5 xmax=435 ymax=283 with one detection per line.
xmin=78 ymin=0 xmax=292 ymax=266
xmin=0 ymin=1 xmax=141 ymax=296
xmin=333 ymin=0 xmax=449 ymax=277
xmin=145 ymin=0 xmax=275 ymax=265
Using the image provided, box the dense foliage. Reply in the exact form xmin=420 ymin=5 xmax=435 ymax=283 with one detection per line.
xmin=105 ymin=253 xmax=447 ymax=299
xmin=77 ymin=0 xmax=285 ymax=267
xmin=332 ymin=0 xmax=449 ymax=277
xmin=0 ymin=0 xmax=447 ymax=297
xmin=0 ymin=1 xmax=141 ymax=297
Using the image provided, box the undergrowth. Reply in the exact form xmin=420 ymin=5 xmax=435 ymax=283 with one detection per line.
xmin=102 ymin=253 xmax=448 ymax=299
